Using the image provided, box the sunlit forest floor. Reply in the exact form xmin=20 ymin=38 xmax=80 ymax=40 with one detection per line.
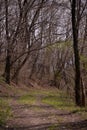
xmin=0 ymin=80 xmax=87 ymax=130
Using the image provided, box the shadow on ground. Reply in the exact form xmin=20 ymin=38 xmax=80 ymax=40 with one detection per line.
xmin=0 ymin=119 xmax=87 ymax=130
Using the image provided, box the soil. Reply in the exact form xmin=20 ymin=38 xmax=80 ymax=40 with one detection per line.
xmin=0 ymin=93 xmax=87 ymax=130
xmin=0 ymin=81 xmax=87 ymax=130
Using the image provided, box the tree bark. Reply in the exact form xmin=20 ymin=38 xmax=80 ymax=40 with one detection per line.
xmin=4 ymin=0 xmax=11 ymax=84
xmin=81 ymin=77 xmax=86 ymax=106
xmin=5 ymin=49 xmax=11 ymax=84
xmin=71 ymin=0 xmax=82 ymax=106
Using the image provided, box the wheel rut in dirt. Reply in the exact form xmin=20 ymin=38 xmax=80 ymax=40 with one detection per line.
xmin=1 ymin=93 xmax=87 ymax=130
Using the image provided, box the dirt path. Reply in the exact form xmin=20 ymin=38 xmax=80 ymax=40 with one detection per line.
xmin=1 ymin=94 xmax=87 ymax=130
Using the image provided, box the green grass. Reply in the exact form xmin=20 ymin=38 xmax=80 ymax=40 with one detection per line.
xmin=24 ymin=88 xmax=59 ymax=96
xmin=18 ymin=94 xmax=36 ymax=105
xmin=0 ymin=76 xmax=5 ymax=83
xmin=0 ymin=86 xmax=87 ymax=127
xmin=42 ymin=91 xmax=87 ymax=113
xmin=0 ymin=98 xmax=12 ymax=126
xmin=18 ymin=89 xmax=87 ymax=114
xmin=48 ymin=124 xmax=58 ymax=130
xmin=42 ymin=95 xmax=74 ymax=110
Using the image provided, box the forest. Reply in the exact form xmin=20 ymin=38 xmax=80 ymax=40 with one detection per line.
xmin=0 ymin=0 xmax=87 ymax=130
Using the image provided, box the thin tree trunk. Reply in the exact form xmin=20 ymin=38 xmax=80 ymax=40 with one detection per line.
xmin=5 ymin=49 xmax=11 ymax=84
xmin=81 ymin=77 xmax=86 ymax=106
xmin=4 ymin=0 xmax=11 ymax=84
xmin=80 ymin=15 xmax=87 ymax=107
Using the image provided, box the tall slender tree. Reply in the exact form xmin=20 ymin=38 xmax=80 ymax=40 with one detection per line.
xmin=71 ymin=0 xmax=86 ymax=106
xmin=71 ymin=0 xmax=81 ymax=106
xmin=4 ymin=0 xmax=11 ymax=84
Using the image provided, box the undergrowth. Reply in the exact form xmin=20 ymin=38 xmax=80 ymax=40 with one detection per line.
xmin=18 ymin=94 xmax=36 ymax=105
xmin=41 ymin=90 xmax=87 ymax=113
xmin=0 ymin=98 xmax=12 ymax=126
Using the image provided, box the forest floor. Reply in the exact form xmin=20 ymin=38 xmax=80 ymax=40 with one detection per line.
xmin=0 ymin=81 xmax=87 ymax=130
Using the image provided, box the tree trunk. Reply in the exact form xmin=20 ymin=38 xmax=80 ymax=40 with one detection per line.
xmin=81 ymin=77 xmax=86 ymax=106
xmin=4 ymin=0 xmax=11 ymax=84
xmin=71 ymin=0 xmax=82 ymax=106
xmin=5 ymin=49 xmax=11 ymax=84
